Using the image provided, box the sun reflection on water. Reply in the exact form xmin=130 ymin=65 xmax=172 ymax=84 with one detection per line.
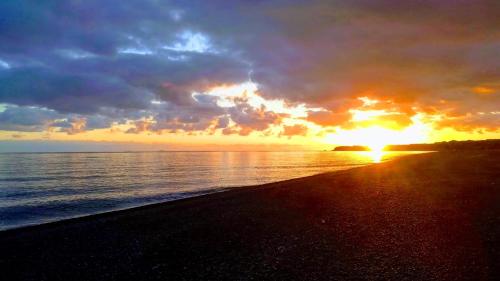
xmin=369 ymin=150 xmax=384 ymax=163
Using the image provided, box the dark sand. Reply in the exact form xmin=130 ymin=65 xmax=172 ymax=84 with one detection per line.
xmin=1 ymin=151 xmax=499 ymax=281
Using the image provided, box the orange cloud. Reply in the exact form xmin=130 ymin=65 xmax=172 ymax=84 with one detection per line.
xmin=306 ymin=111 xmax=352 ymax=127
xmin=61 ymin=118 xmax=87 ymax=135
xmin=472 ymin=86 xmax=495 ymax=95
xmin=281 ymin=124 xmax=308 ymax=137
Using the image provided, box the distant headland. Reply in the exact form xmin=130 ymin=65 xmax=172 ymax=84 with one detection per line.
xmin=333 ymin=139 xmax=500 ymax=151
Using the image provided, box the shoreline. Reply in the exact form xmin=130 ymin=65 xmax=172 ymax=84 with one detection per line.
xmin=0 ymin=152 xmax=410 ymax=233
xmin=1 ymin=151 xmax=498 ymax=280
xmin=0 ymin=157 xmax=382 ymax=234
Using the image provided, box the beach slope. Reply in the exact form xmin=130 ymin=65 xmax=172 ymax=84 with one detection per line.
xmin=1 ymin=151 xmax=499 ymax=280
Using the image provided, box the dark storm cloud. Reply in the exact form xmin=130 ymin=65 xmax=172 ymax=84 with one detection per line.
xmin=228 ymin=101 xmax=285 ymax=132
xmin=0 ymin=0 xmax=253 ymax=133
xmin=0 ymin=106 xmax=60 ymax=132
xmin=0 ymin=67 xmax=151 ymax=114
xmin=0 ymin=105 xmax=119 ymax=133
xmin=0 ymin=0 xmax=498 ymax=134
xmin=0 ymin=0 xmax=182 ymax=55
xmin=249 ymin=0 xmax=500 ymax=129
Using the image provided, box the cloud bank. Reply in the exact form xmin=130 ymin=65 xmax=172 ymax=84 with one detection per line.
xmin=0 ymin=0 xmax=498 ymax=137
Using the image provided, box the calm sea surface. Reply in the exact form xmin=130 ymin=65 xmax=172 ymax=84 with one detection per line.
xmin=0 ymin=151 xmax=421 ymax=230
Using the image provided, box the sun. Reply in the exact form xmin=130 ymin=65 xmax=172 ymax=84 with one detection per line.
xmin=360 ymin=128 xmax=392 ymax=151
xmin=344 ymin=126 xmax=394 ymax=151
xmin=326 ymin=121 xmax=430 ymax=152
xmin=367 ymin=142 xmax=386 ymax=152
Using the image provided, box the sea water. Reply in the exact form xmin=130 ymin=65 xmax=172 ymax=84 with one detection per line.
xmin=0 ymin=151 xmax=420 ymax=230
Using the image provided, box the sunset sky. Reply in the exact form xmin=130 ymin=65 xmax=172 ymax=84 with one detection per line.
xmin=0 ymin=0 xmax=499 ymax=151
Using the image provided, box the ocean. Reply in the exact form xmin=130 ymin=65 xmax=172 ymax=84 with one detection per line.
xmin=0 ymin=151 xmax=420 ymax=230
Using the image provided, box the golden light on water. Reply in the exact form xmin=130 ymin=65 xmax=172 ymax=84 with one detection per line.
xmin=368 ymin=150 xmax=384 ymax=163
xmin=366 ymin=138 xmax=386 ymax=163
